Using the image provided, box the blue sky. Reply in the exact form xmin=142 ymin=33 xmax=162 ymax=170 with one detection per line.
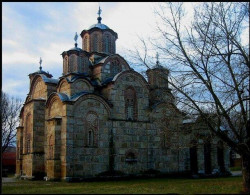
xmin=3 ymin=2 xmax=248 ymax=102
xmin=2 ymin=2 xmax=161 ymax=101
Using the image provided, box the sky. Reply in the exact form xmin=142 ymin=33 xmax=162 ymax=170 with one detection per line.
xmin=2 ymin=2 xmax=248 ymax=102
xmin=2 ymin=2 xmax=162 ymax=101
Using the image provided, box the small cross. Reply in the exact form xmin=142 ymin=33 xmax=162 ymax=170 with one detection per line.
xmin=97 ymin=6 xmax=102 ymax=17
xmin=39 ymin=57 xmax=42 ymax=71
xmin=74 ymin=32 xmax=78 ymax=43
xmin=156 ymin=52 xmax=159 ymax=66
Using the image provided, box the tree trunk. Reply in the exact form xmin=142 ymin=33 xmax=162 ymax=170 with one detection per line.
xmin=242 ymin=153 xmax=250 ymax=193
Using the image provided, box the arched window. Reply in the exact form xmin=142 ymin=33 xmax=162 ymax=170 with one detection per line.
xmin=63 ymin=56 xmax=68 ymax=74
xmin=84 ymin=36 xmax=88 ymax=51
xmin=104 ymin=35 xmax=110 ymax=53
xmin=93 ymin=34 xmax=98 ymax=52
xmin=124 ymin=87 xmax=137 ymax=121
xmin=110 ymin=60 xmax=121 ymax=76
xmin=85 ymin=112 xmax=98 ymax=147
xmin=88 ymin=130 xmax=94 ymax=146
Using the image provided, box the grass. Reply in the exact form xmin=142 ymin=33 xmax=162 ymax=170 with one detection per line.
xmin=2 ymin=176 xmax=243 ymax=194
xmin=230 ymin=166 xmax=242 ymax=171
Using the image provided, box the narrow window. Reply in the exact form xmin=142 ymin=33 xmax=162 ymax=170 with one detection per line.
xmin=127 ymin=99 xmax=134 ymax=120
xmin=125 ymin=87 xmax=137 ymax=120
xmin=105 ymin=35 xmax=110 ymax=53
xmin=88 ymin=130 xmax=94 ymax=146
xmin=93 ymin=34 xmax=98 ymax=52
xmin=110 ymin=60 xmax=121 ymax=76
xmin=63 ymin=56 xmax=68 ymax=74
xmin=85 ymin=112 xmax=99 ymax=147
xmin=84 ymin=36 xmax=88 ymax=51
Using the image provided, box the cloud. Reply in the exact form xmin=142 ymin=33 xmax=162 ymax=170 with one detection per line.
xmin=1 ymin=2 xmax=198 ymax=101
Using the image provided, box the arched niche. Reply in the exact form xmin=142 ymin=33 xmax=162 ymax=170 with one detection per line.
xmin=72 ymin=79 xmax=93 ymax=93
xmin=31 ymin=76 xmax=46 ymax=99
xmin=48 ymin=96 xmax=63 ymax=118
xmin=58 ymin=79 xmax=70 ymax=95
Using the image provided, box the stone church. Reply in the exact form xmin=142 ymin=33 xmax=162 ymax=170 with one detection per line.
xmin=15 ymin=8 xmax=230 ymax=181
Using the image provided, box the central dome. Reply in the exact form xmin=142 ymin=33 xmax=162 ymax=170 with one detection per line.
xmin=88 ymin=23 xmax=110 ymax=30
xmin=80 ymin=6 xmax=118 ymax=54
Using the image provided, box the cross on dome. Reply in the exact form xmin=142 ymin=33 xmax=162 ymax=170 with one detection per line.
xmin=97 ymin=6 xmax=102 ymax=23
xmin=74 ymin=32 xmax=78 ymax=43
xmin=156 ymin=52 xmax=159 ymax=67
xmin=39 ymin=57 xmax=42 ymax=71
xmin=98 ymin=6 xmax=102 ymax=18
xmin=74 ymin=32 xmax=78 ymax=47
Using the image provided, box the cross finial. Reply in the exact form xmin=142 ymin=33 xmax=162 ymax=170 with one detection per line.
xmin=39 ymin=57 xmax=42 ymax=71
xmin=156 ymin=52 xmax=159 ymax=66
xmin=98 ymin=6 xmax=102 ymax=17
xmin=74 ymin=32 xmax=78 ymax=47
xmin=97 ymin=6 xmax=102 ymax=23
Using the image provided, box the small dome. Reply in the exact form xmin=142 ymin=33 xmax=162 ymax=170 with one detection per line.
xmin=152 ymin=64 xmax=165 ymax=69
xmin=68 ymin=46 xmax=83 ymax=52
xmin=88 ymin=23 xmax=110 ymax=30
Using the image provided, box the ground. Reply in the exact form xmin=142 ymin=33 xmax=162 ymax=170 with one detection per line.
xmin=2 ymin=173 xmax=243 ymax=194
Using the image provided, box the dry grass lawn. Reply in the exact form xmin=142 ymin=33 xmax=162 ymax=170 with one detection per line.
xmin=2 ymin=176 xmax=243 ymax=194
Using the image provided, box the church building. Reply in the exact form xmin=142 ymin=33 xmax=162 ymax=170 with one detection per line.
xmin=15 ymin=7 xmax=230 ymax=181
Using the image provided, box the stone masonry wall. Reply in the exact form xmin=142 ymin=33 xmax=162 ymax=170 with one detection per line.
xmin=65 ymin=97 xmax=110 ymax=178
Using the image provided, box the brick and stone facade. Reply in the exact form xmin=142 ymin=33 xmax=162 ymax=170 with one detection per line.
xmin=15 ymin=10 xmax=230 ymax=181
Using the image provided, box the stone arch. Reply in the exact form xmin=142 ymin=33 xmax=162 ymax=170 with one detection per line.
xmin=58 ymin=79 xmax=70 ymax=94
xmin=72 ymin=78 xmax=93 ymax=93
xmin=72 ymin=94 xmax=111 ymax=151
xmin=30 ymin=75 xmax=46 ymax=99
xmin=73 ymin=94 xmax=111 ymax=117
xmin=85 ymin=111 xmax=99 ymax=147
xmin=113 ymin=70 xmax=149 ymax=90
xmin=46 ymin=94 xmax=64 ymax=118
xmin=102 ymin=55 xmax=130 ymax=73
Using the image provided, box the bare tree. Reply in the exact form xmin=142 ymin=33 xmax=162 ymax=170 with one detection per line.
xmin=1 ymin=91 xmax=23 ymax=153
xmin=131 ymin=2 xmax=250 ymax=193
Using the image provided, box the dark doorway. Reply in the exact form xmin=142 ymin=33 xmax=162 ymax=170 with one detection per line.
xmin=204 ymin=141 xmax=211 ymax=174
xmin=217 ymin=141 xmax=225 ymax=172
xmin=190 ymin=142 xmax=198 ymax=174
